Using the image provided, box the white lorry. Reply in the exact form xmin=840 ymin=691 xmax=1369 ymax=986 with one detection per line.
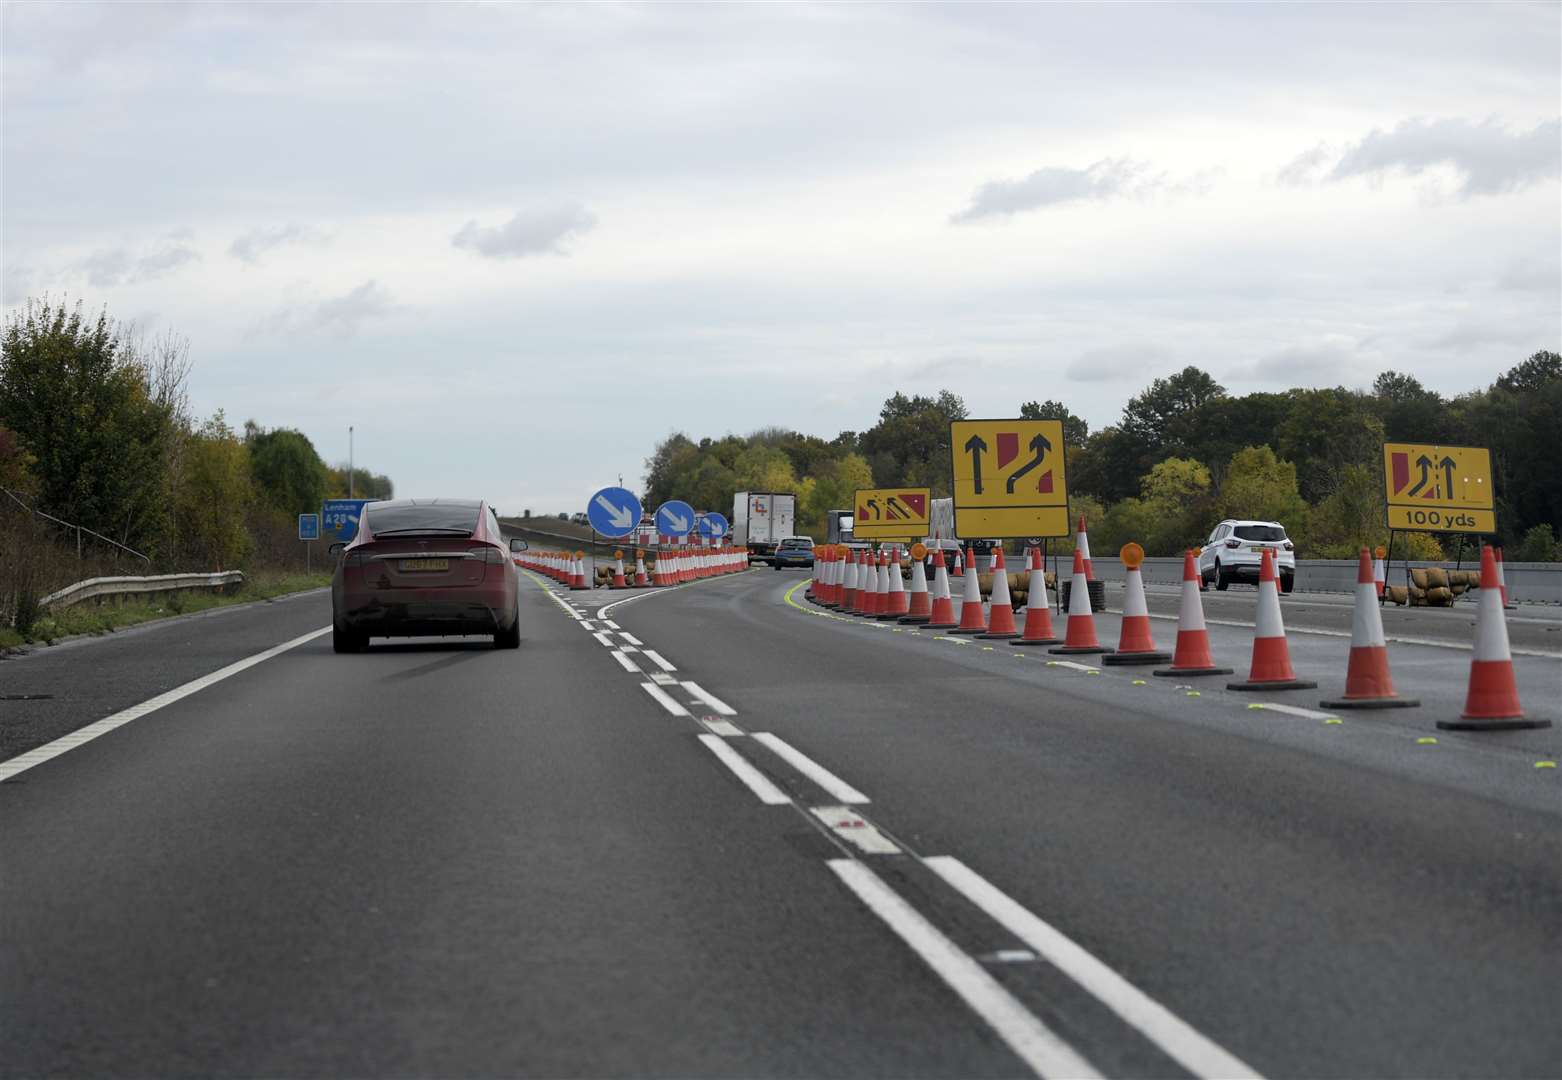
xmin=732 ymin=491 xmax=798 ymax=565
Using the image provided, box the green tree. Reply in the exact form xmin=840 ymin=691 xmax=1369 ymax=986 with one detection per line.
xmin=247 ymin=426 xmax=328 ymax=516
xmin=326 ymin=465 xmax=394 ymax=500
xmin=1495 ymin=350 xmax=1561 ymax=394
xmin=1120 ymin=366 xmax=1226 ymax=463
xmin=1513 ymin=523 xmax=1560 ymax=563
xmin=0 ymin=298 xmax=175 ymax=552
xmin=732 ymin=444 xmax=798 ymax=493
xmin=1274 ymin=388 xmax=1384 ymax=503
xmin=1305 ymin=463 xmax=1388 ymax=557
xmin=1019 ymin=400 xmax=1089 ymax=447
xmin=176 ymin=411 xmax=254 ymax=570
xmin=1370 ymin=371 xmax=1452 ymax=442
xmin=857 ymin=390 xmax=966 ymax=496
xmin=1217 ymin=446 xmax=1308 ymax=537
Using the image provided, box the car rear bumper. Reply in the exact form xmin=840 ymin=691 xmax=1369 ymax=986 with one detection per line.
xmin=1217 ymin=555 xmax=1296 ymax=580
xmin=774 ymin=556 xmax=814 ymax=567
xmin=335 ymin=585 xmax=517 ymax=637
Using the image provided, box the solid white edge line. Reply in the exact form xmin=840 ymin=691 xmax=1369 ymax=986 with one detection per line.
xmin=611 ymin=650 xmax=642 ymax=674
xmin=753 ymin=732 xmax=869 ymax=804
xmin=619 ymin=632 xmax=645 ymax=646
xmin=641 ymin=649 xmax=677 ymax=672
xmin=697 ymin=734 xmax=790 ymax=805
xmin=828 ymin=860 xmax=1102 ymax=1080
xmin=0 ymin=626 xmax=333 ymax=783
xmin=640 ymin=682 xmax=692 ymax=717
xmin=681 ymin=681 xmax=737 ymax=716
xmin=924 ymin=857 xmax=1263 ymax=1080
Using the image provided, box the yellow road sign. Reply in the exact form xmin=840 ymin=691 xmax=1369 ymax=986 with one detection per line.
xmin=1382 ymin=442 xmax=1496 ymax=534
xmin=949 ymin=419 xmax=1070 ymax=538
xmin=853 ymin=486 xmax=930 ymax=540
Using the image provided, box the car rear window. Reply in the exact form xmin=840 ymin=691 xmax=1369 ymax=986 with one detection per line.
xmin=367 ymin=501 xmax=481 ymax=536
xmin=1233 ymin=525 xmax=1287 ymax=541
xmin=779 ymin=539 xmax=812 ymax=549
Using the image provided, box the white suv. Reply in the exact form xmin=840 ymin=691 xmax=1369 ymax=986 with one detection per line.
xmin=1198 ymin=520 xmax=1296 ymax=593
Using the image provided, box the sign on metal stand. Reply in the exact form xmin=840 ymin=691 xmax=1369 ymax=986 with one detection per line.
xmin=853 ymin=487 xmax=930 ymax=541
xmin=655 ymin=500 xmax=695 ymax=538
xmin=587 ymin=487 xmax=643 ymax=538
xmin=322 ymin=499 xmax=372 ymax=544
xmin=949 ymin=418 xmax=1071 ymax=539
xmin=299 ymin=513 xmax=320 ymax=572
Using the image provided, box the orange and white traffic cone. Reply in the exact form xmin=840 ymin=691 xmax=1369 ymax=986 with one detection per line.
xmin=569 ymin=551 xmax=588 ymax=591
xmin=1102 ymin=544 xmax=1170 ymax=665
xmin=1439 ymin=546 xmax=1547 ymax=730
xmin=880 ymin=547 xmax=910 ymax=620
xmin=841 ymin=549 xmax=859 ymax=611
xmin=1013 ymin=547 xmax=1061 ymax=646
xmin=901 ymin=548 xmax=931 ymax=623
xmin=633 ymin=550 xmax=649 ymax=587
xmin=611 ymin=552 xmax=628 ymax=589
xmin=950 ymin=546 xmax=988 ymax=634
xmin=926 ymin=549 xmax=958 ymax=629
xmin=1372 ymin=546 xmax=1386 ymax=599
xmin=1227 ymin=548 xmax=1315 ymax=690
xmin=980 ymin=548 xmax=1020 ymax=639
xmin=854 ymin=550 xmax=875 ymax=616
xmin=1076 ymin=515 xmax=1095 ymax=582
xmin=1155 ymin=551 xmax=1233 ymax=677
xmin=1050 ymin=548 xmax=1110 ymax=655
xmin=951 ymin=549 xmax=964 ymax=578
xmin=1320 ymin=548 xmax=1419 ymax=710
xmin=865 ymin=551 xmax=887 ymax=617
xmin=1495 ymin=546 xmax=1516 ymax=609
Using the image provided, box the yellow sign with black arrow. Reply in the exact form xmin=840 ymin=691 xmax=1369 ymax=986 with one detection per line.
xmin=853 ymin=486 xmax=930 ymax=541
xmin=949 ymin=418 xmax=1070 ymax=538
xmin=1382 ymin=442 xmax=1496 ymax=534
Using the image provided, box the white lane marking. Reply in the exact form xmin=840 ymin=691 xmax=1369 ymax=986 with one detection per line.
xmin=1145 ymin=611 xmax=1560 ymax=660
xmin=603 ymin=620 xmax=621 ymax=630
xmin=1047 ymin=660 xmax=1100 ymax=673
xmin=650 ymin=672 xmax=678 ymax=686
xmin=1248 ymin=702 xmax=1337 ymax=720
xmin=926 ymin=857 xmax=1263 ymax=1080
xmin=592 ymin=632 xmax=616 ymax=647
xmin=701 ymin=718 xmax=745 ymax=737
xmin=0 ymin=626 xmax=332 ymax=783
xmin=619 ymin=645 xmax=639 ymax=654
xmin=641 ymin=682 xmax=691 ymax=717
xmin=754 ymin=733 xmax=870 ymax=804
xmin=681 ymin=681 xmax=737 ymax=716
xmin=642 ymin=649 xmax=677 ymax=672
xmin=611 ymin=650 xmax=642 ymax=674
xmin=698 ymin=734 xmax=791 ymax=805
xmin=580 ymin=620 xmax=597 ymax=631
xmin=829 ymin=860 xmax=1102 ymax=1080
xmin=619 ymin=632 xmax=645 ymax=646
xmin=811 ymin=806 xmax=899 ymax=853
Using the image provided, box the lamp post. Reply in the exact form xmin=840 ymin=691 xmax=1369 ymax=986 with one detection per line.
xmin=349 ymin=426 xmax=354 ymax=498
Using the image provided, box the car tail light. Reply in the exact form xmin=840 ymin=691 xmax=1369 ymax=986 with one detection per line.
xmin=1225 ymin=538 xmax=1240 ymax=548
xmin=479 ymin=546 xmax=508 ymax=565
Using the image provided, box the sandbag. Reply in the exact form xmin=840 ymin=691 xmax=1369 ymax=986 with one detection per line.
xmin=1424 ymin=567 xmax=1448 ymax=589
xmin=1411 ymin=568 xmax=1430 ymax=590
xmin=1425 ymin=586 xmax=1454 ymax=606
xmin=1386 ymin=585 xmax=1409 ymax=605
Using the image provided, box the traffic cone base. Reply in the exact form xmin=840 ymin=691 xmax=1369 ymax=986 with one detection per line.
xmin=1049 ymin=644 xmax=1112 ymax=655
xmin=1102 ymin=649 xmax=1169 ymax=666
xmin=1011 ymin=637 xmax=1061 ymax=646
xmin=1323 ymin=694 xmax=1420 ymax=710
xmin=1438 ymin=714 xmax=1551 ymax=731
xmin=1227 ymin=677 xmax=1316 ymax=691
xmin=1152 ymin=664 xmax=1233 ymax=677
xmin=898 ymin=614 xmax=931 ymax=624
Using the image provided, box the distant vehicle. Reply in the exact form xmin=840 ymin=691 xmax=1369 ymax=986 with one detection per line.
xmin=1198 ymin=519 xmax=1296 ymax=593
xmin=570 ymin=512 xmax=589 ymax=526
xmin=825 ymin=509 xmax=854 ymax=544
xmin=732 ymin=491 xmax=797 ymax=565
xmin=330 ymin=497 xmax=525 ymax=652
xmin=773 ymin=536 xmax=816 ymax=570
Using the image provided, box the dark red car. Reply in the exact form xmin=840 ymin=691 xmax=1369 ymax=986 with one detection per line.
xmin=330 ymin=498 xmax=525 ymax=653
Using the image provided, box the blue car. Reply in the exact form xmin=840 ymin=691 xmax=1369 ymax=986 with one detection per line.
xmin=773 ymin=536 xmax=815 ymax=569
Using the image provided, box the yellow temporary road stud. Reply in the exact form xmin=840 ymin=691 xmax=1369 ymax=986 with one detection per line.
xmin=1382 ymin=442 xmax=1496 ymax=534
xmin=949 ymin=418 xmax=1070 ymax=538
xmin=853 ymin=487 xmax=931 ymax=540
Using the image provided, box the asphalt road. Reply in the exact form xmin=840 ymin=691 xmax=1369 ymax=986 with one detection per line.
xmin=2 ymin=567 xmax=1558 ymax=1077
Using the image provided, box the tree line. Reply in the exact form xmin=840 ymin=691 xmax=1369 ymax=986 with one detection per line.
xmin=644 ymin=352 xmax=1561 ymax=561
xmin=1 ymin=298 xmax=393 ymax=573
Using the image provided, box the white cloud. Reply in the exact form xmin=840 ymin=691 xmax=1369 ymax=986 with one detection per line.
xmin=229 ymin=223 xmax=325 ymax=264
xmin=451 ymin=205 xmax=598 ymax=259
xmin=951 ymin=158 xmax=1157 ymax=223
xmin=78 ymin=241 xmax=200 ymax=287
xmin=250 ymin=280 xmax=398 ymax=339
xmin=1281 ymin=117 xmax=1561 ymax=197
xmin=1066 ymin=345 xmax=1175 ymax=383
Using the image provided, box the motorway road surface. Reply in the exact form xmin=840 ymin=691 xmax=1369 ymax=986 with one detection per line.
xmin=2 ymin=570 xmax=1559 ymax=1077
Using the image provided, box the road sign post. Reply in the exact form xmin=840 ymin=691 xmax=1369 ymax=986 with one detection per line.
xmin=298 ymin=513 xmax=320 ymax=572
xmin=853 ymin=487 xmax=930 ymax=542
xmin=949 ymin=419 xmax=1070 ymax=539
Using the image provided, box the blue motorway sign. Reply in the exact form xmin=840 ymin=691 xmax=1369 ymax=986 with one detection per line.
xmin=322 ymin=498 xmax=372 ymax=543
xmin=298 ymin=513 xmax=321 ymax=541
xmin=587 ymin=486 xmax=642 ymax=538
xmin=655 ymin=499 xmax=695 ymax=537
xmin=697 ymin=511 xmax=729 ymax=539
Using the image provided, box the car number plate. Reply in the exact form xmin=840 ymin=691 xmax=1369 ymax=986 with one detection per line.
xmin=400 ymin=558 xmax=449 ymax=571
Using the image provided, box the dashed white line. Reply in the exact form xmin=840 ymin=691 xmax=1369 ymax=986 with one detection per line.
xmin=811 ymin=806 xmax=899 ymax=853
xmin=611 ymin=650 xmax=642 ymax=674
xmin=681 ymin=681 xmax=737 ymax=716
xmin=640 ymin=682 xmax=692 ymax=718
xmin=828 ymin=860 xmax=1102 ymax=1080
xmin=603 ymin=620 xmax=621 ymax=630
xmin=0 ymin=626 xmax=332 ymax=783
xmin=641 ymin=649 xmax=677 ymax=672
xmin=1248 ymin=702 xmax=1337 ymax=720
xmin=649 ymin=672 xmax=678 ymax=686
xmin=1047 ymin=660 xmax=1101 ymax=673
xmin=701 ymin=718 xmax=745 ymax=737
xmin=754 ymin=733 xmax=869 ymax=804
xmin=619 ymin=632 xmax=645 ymax=646
xmin=592 ymin=632 xmax=616 ymax=647
xmin=925 ymin=857 xmax=1262 ymax=1080
xmin=580 ymin=620 xmax=597 ymax=631
xmin=697 ymin=734 xmax=791 ymax=804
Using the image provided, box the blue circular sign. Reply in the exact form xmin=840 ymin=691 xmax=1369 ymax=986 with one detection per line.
xmin=655 ymin=500 xmax=696 ymax=538
xmin=587 ymin=487 xmax=643 ymax=538
xmin=698 ymin=512 xmax=729 ymax=539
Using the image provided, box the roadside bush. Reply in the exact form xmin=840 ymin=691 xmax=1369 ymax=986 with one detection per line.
xmin=1514 ymin=523 xmax=1560 ymax=563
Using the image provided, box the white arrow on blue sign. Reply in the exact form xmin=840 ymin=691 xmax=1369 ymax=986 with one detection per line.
xmin=655 ymin=499 xmax=696 ymax=537
xmin=587 ymin=487 xmax=642 ymax=538
xmin=697 ymin=511 xmax=729 ymax=539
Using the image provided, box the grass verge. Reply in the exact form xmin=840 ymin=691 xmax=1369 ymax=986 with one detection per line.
xmin=8 ymin=570 xmax=332 ymax=648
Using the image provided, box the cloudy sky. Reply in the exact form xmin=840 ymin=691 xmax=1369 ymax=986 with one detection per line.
xmin=4 ymin=2 xmax=1558 ymax=514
